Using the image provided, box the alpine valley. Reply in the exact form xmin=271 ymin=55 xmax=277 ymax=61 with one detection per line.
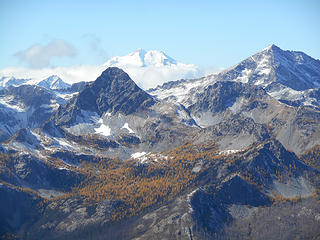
xmin=1 ymin=45 xmax=320 ymax=240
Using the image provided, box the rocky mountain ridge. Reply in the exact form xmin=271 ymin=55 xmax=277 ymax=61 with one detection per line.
xmin=0 ymin=45 xmax=320 ymax=240
xmin=148 ymin=44 xmax=320 ymax=110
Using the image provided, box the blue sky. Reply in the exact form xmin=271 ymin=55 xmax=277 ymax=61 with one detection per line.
xmin=1 ymin=0 xmax=319 ymax=70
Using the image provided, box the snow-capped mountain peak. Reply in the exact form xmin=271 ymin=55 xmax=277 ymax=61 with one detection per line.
xmin=0 ymin=76 xmax=30 ymax=89
xmin=149 ymin=45 xmax=320 ymax=109
xmin=144 ymin=50 xmax=177 ymax=67
xmin=261 ymin=43 xmax=278 ymax=52
xmin=37 ymin=75 xmax=70 ymax=90
xmin=104 ymin=49 xmax=177 ymax=68
xmin=105 ymin=49 xmax=146 ymax=68
xmin=249 ymin=44 xmax=320 ymax=90
xmin=102 ymin=49 xmax=200 ymax=89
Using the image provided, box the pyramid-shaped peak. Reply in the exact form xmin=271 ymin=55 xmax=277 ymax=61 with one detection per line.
xmin=56 ymin=67 xmax=155 ymax=121
xmin=41 ymin=75 xmax=63 ymax=83
xmin=47 ymin=74 xmax=60 ymax=79
xmin=227 ymin=43 xmax=320 ymax=91
xmin=93 ymin=67 xmax=132 ymax=88
xmin=38 ymin=75 xmax=70 ymax=90
xmin=262 ymin=44 xmax=282 ymax=52
xmin=98 ymin=67 xmax=131 ymax=84
xmin=101 ymin=66 xmax=127 ymax=75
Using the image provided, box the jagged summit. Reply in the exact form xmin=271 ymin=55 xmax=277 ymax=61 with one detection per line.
xmin=250 ymin=44 xmax=320 ymax=90
xmin=150 ymin=45 xmax=320 ymax=109
xmin=53 ymin=67 xmax=155 ymax=126
xmin=0 ymin=76 xmax=29 ymax=89
xmin=218 ymin=44 xmax=320 ymax=91
xmin=37 ymin=75 xmax=70 ymax=90
xmin=94 ymin=67 xmax=133 ymax=88
xmin=262 ymin=43 xmax=280 ymax=51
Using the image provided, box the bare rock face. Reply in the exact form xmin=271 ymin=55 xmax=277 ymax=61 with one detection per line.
xmin=0 ymin=85 xmax=58 ymax=141
xmin=188 ymin=81 xmax=268 ymax=115
xmin=54 ymin=67 xmax=155 ymax=126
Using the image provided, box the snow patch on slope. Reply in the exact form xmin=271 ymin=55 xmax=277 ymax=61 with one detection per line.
xmin=0 ymin=76 xmax=30 ymax=88
xmin=131 ymin=152 xmax=169 ymax=165
xmin=121 ymin=123 xmax=134 ymax=134
xmin=219 ymin=149 xmax=242 ymax=155
xmin=148 ymin=74 xmax=217 ymax=107
xmin=94 ymin=123 xmax=111 ymax=136
xmin=131 ymin=152 xmax=147 ymax=159
xmin=0 ymin=95 xmax=27 ymax=112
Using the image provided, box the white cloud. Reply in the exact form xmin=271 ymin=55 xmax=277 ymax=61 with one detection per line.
xmin=119 ymin=64 xmax=201 ymax=89
xmin=0 ymin=64 xmax=224 ymax=91
xmin=1 ymin=49 xmax=221 ymax=90
xmin=14 ymin=39 xmax=77 ymax=68
xmin=0 ymin=64 xmax=203 ymax=90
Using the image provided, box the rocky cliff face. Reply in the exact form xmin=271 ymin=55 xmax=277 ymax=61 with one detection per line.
xmin=54 ymin=67 xmax=155 ymax=127
xmin=0 ymin=85 xmax=60 ymax=141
